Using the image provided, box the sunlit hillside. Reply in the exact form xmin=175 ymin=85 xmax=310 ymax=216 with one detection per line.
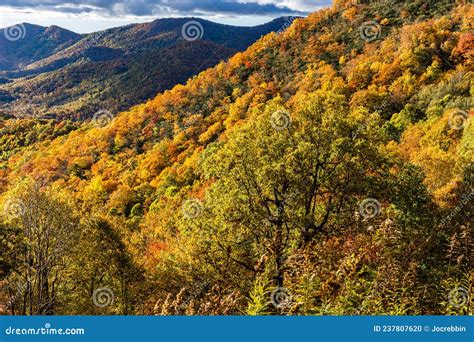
xmin=0 ymin=0 xmax=472 ymax=315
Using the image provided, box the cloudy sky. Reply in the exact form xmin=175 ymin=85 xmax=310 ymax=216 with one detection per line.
xmin=0 ymin=0 xmax=331 ymax=33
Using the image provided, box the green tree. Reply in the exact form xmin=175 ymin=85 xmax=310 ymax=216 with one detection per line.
xmin=185 ymin=91 xmax=390 ymax=299
xmin=0 ymin=180 xmax=79 ymax=315
xmin=67 ymin=217 xmax=146 ymax=315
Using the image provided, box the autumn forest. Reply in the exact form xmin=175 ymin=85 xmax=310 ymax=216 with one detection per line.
xmin=0 ymin=0 xmax=472 ymax=316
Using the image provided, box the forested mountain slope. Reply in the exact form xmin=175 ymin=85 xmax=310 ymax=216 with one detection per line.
xmin=0 ymin=17 xmax=294 ymax=119
xmin=0 ymin=0 xmax=472 ymax=315
xmin=0 ymin=23 xmax=82 ymax=71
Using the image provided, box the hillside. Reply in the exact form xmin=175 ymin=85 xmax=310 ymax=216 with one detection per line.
xmin=0 ymin=17 xmax=296 ymax=120
xmin=0 ymin=23 xmax=82 ymax=71
xmin=0 ymin=0 xmax=472 ymax=316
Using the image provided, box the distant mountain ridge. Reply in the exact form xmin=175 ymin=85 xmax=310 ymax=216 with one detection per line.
xmin=0 ymin=17 xmax=298 ymax=119
xmin=0 ymin=23 xmax=82 ymax=71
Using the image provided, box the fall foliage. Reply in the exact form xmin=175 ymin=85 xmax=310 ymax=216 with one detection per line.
xmin=0 ymin=0 xmax=472 ymax=315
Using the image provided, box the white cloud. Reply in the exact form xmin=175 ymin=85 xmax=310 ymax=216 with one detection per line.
xmin=0 ymin=1 xmax=331 ymax=33
xmin=239 ymin=0 xmax=329 ymax=12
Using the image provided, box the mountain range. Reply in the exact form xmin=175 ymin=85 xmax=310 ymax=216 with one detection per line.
xmin=0 ymin=17 xmax=296 ymax=120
